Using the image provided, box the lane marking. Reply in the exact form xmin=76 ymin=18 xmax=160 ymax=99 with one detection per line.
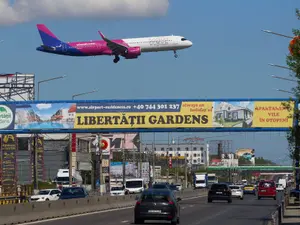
xmin=121 ymin=220 xmax=129 ymax=223
xmin=18 ymin=194 xmax=207 ymax=225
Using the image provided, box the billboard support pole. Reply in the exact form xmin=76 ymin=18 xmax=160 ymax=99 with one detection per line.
xmin=98 ymin=134 xmax=103 ymax=195
xmin=33 ymin=134 xmax=38 ymax=191
xmin=69 ymin=133 xmax=72 ymax=187
xmin=122 ymin=136 xmax=126 ymax=185
xmin=294 ymin=109 xmax=300 ymax=191
xmin=139 ymin=134 xmax=142 ymax=178
xmin=184 ymin=158 xmax=187 ymax=189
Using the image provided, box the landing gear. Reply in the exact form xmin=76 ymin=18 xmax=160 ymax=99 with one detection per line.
xmin=174 ymin=50 xmax=178 ymax=58
xmin=113 ymin=55 xmax=120 ymax=63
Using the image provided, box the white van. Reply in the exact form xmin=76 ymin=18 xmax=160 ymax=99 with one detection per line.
xmin=54 ymin=169 xmax=83 ymax=189
xmin=125 ymin=178 xmax=144 ymax=194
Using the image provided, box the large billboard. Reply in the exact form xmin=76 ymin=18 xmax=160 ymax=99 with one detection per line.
xmin=0 ymin=99 xmax=295 ymax=133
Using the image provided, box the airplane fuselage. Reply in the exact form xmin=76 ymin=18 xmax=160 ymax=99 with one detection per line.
xmin=36 ymin=36 xmax=192 ymax=57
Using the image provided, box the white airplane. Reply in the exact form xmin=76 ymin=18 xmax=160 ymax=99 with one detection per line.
xmin=36 ymin=24 xmax=193 ymax=63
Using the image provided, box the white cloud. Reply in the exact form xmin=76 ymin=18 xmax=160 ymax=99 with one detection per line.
xmin=36 ymin=104 xmax=52 ymax=110
xmin=0 ymin=0 xmax=169 ymax=25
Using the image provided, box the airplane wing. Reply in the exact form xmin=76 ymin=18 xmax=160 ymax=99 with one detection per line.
xmin=98 ymin=31 xmax=128 ymax=55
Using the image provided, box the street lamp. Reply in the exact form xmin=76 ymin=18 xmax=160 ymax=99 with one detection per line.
xmin=72 ymin=89 xmax=98 ymax=100
xmin=261 ymin=30 xmax=293 ymax=39
xmin=37 ymin=75 xmax=66 ymax=100
xmin=271 ymin=75 xmax=297 ymax=83
xmin=268 ymin=63 xmax=291 ymax=71
xmin=275 ymin=88 xmax=294 ymax=94
xmin=70 ymin=89 xmax=99 ymax=187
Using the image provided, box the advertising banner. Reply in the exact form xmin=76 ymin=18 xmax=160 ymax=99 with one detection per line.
xmin=236 ymin=148 xmax=255 ymax=165
xmin=30 ymin=136 xmax=46 ymax=182
xmin=0 ymin=99 xmax=295 ymax=133
xmin=0 ymin=134 xmax=17 ymax=189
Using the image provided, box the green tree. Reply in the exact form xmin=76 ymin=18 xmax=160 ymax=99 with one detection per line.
xmin=285 ymin=9 xmax=300 ymax=190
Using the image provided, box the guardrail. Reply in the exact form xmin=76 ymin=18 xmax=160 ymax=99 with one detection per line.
xmin=0 ymin=188 xmax=205 ymax=225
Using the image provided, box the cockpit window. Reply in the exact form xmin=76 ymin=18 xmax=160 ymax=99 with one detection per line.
xmin=181 ymin=38 xmax=187 ymax=41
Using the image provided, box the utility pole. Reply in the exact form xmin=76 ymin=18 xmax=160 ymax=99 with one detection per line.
xmin=152 ymin=133 xmax=156 ymax=184
xmin=294 ymin=112 xmax=300 ymax=191
xmin=167 ymin=133 xmax=170 ymax=184
xmin=69 ymin=134 xmax=73 ymax=187
xmin=184 ymin=158 xmax=188 ymax=189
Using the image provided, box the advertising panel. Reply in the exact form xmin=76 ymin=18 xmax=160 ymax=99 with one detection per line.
xmin=0 ymin=134 xmax=17 ymax=189
xmin=0 ymin=99 xmax=295 ymax=133
xmin=236 ymin=148 xmax=255 ymax=165
xmin=30 ymin=136 xmax=46 ymax=182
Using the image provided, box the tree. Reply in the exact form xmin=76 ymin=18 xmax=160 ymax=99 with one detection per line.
xmin=286 ymin=9 xmax=300 ymax=190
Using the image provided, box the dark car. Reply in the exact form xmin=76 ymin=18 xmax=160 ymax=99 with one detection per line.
xmin=207 ymin=183 xmax=232 ymax=203
xmin=152 ymin=183 xmax=171 ymax=190
xmin=168 ymin=184 xmax=178 ymax=192
xmin=134 ymin=189 xmax=181 ymax=224
xmin=59 ymin=187 xmax=88 ymax=200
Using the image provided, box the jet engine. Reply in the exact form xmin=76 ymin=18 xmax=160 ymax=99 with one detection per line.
xmin=123 ymin=47 xmax=141 ymax=59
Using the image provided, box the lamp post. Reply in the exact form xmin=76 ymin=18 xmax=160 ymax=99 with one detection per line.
xmin=33 ymin=75 xmax=66 ymax=191
xmin=37 ymin=75 xmax=66 ymax=100
xmin=275 ymin=89 xmax=294 ymax=95
xmin=70 ymin=89 xmax=98 ymax=187
xmin=271 ymin=75 xmax=297 ymax=83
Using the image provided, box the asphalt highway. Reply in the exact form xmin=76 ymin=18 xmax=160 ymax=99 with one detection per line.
xmin=24 ymin=193 xmax=282 ymax=225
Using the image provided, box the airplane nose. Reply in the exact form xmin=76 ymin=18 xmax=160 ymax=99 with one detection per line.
xmin=187 ymin=41 xmax=193 ymax=47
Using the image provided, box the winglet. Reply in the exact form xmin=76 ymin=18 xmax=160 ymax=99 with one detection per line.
xmin=98 ymin=31 xmax=106 ymax=40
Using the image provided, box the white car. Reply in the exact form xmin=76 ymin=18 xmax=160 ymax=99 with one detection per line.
xmin=276 ymin=183 xmax=284 ymax=192
xmin=110 ymin=186 xmax=125 ymax=196
xmin=229 ymin=185 xmax=244 ymax=200
xmin=30 ymin=189 xmax=61 ymax=202
xmin=175 ymin=184 xmax=182 ymax=191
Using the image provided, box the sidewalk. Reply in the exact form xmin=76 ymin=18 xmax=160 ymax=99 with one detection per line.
xmin=282 ymin=205 xmax=300 ymax=225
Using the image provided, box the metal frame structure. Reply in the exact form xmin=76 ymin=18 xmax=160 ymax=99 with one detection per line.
xmin=0 ymin=73 xmax=35 ymax=101
xmin=0 ymin=98 xmax=296 ymax=134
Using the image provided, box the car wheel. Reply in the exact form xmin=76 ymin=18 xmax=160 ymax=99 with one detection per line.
xmin=240 ymin=197 xmax=243 ymax=200
xmin=45 ymin=199 xmax=49 ymax=201
xmin=207 ymin=198 xmax=212 ymax=203
xmin=273 ymin=197 xmax=276 ymax=200
xmin=177 ymin=217 xmax=180 ymax=224
xmin=257 ymin=196 xmax=261 ymax=200
xmin=171 ymin=220 xmax=177 ymax=225
xmin=228 ymin=199 xmax=232 ymax=203
xmin=134 ymin=217 xmax=144 ymax=224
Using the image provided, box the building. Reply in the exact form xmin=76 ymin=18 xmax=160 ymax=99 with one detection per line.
xmin=141 ymin=143 xmax=208 ymax=166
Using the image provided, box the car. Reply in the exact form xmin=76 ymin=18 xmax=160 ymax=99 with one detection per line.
xmin=229 ymin=185 xmax=244 ymax=200
xmin=30 ymin=189 xmax=61 ymax=202
xmin=59 ymin=187 xmax=88 ymax=200
xmin=152 ymin=183 xmax=171 ymax=190
xmin=110 ymin=186 xmax=125 ymax=196
xmin=134 ymin=189 xmax=181 ymax=225
xmin=207 ymin=183 xmax=232 ymax=203
xmin=168 ymin=184 xmax=179 ymax=192
xmin=257 ymin=180 xmax=276 ymax=200
xmin=276 ymin=183 xmax=284 ymax=192
xmin=243 ymin=184 xmax=256 ymax=195
xmin=174 ymin=184 xmax=182 ymax=191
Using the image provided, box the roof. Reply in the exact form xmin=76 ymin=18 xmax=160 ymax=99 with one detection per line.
xmin=68 ymin=104 xmax=76 ymax=113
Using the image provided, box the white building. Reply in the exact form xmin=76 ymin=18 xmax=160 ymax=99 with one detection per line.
xmin=142 ymin=143 xmax=208 ymax=166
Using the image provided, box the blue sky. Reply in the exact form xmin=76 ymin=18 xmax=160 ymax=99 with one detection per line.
xmin=0 ymin=0 xmax=299 ymax=164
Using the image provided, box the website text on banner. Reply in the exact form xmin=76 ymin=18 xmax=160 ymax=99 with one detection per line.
xmin=0 ymin=100 xmax=295 ymax=132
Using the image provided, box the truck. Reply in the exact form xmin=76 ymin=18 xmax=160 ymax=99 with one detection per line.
xmin=207 ymin=173 xmax=218 ymax=188
xmin=278 ymin=178 xmax=287 ymax=189
xmin=54 ymin=168 xmax=83 ymax=189
xmin=194 ymin=173 xmax=208 ymax=189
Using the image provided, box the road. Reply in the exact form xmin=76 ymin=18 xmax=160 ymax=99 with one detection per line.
xmin=22 ymin=193 xmax=282 ymax=225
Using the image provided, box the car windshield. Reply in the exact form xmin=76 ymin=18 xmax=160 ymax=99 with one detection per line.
xmin=168 ymin=185 xmax=177 ymax=190
xmin=61 ymin=187 xmax=84 ymax=195
xmin=259 ymin=182 xmax=275 ymax=188
xmin=141 ymin=191 xmax=171 ymax=203
xmin=111 ymin=187 xmax=123 ymax=191
xmin=126 ymin=181 xmax=143 ymax=188
xmin=245 ymin=185 xmax=254 ymax=188
xmin=56 ymin=177 xmax=70 ymax=182
xmin=196 ymin=180 xmax=205 ymax=183
xmin=230 ymin=186 xmax=240 ymax=190
xmin=152 ymin=184 xmax=168 ymax=189
xmin=38 ymin=190 xmax=50 ymax=195
xmin=211 ymin=184 xmax=227 ymax=190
